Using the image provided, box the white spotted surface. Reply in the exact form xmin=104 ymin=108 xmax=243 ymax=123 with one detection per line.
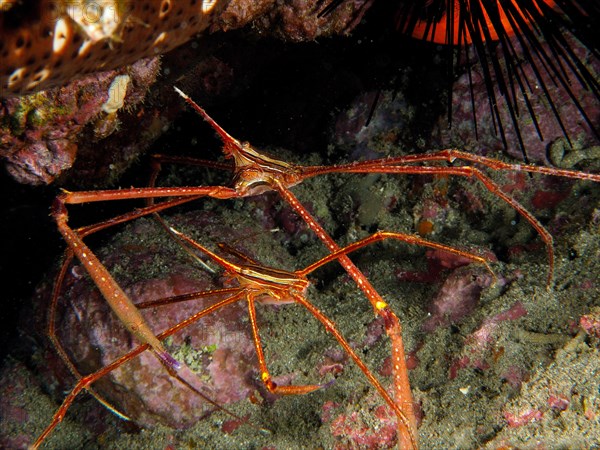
xmin=0 ymin=0 xmax=225 ymax=95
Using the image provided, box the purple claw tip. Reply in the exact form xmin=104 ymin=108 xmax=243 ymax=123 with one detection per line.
xmin=159 ymin=351 xmax=181 ymax=370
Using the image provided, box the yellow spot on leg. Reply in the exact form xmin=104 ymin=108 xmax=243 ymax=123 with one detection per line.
xmin=375 ymin=300 xmax=387 ymax=310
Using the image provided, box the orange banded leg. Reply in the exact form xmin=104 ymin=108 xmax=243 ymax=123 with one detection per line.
xmin=33 ymin=292 xmax=247 ymax=449
xmin=295 ymin=230 xmax=494 ymax=449
xmin=47 ymin=248 xmax=131 ymax=420
xmin=48 ymin=196 xmax=213 ymax=382
xmin=246 ymin=295 xmax=325 ymax=396
xmin=308 ymin=148 xmax=600 ymax=283
xmin=299 ymin=230 xmax=493 ymax=277
xmin=292 ymin=292 xmax=418 ymax=450
xmin=45 ymin=195 xmax=233 ymax=424
xmin=379 ymin=307 xmax=418 ymax=438
xmin=308 ymin=149 xmax=600 ymax=183
xmin=275 ymin=184 xmax=419 ymax=449
xmin=52 ymin=198 xmax=179 ymax=369
xmin=51 ymin=186 xmax=240 ymax=370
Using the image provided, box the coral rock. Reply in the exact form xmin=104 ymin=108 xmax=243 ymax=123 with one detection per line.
xmin=1 ymin=57 xmax=161 ymax=185
xmin=1 ymin=0 xmax=374 ymax=96
xmin=0 ymin=0 xmax=221 ymax=96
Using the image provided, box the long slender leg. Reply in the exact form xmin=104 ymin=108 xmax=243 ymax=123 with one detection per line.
xmin=292 ymin=292 xmax=418 ymax=450
xmin=48 ymin=258 xmax=241 ymax=411
xmin=51 ymin=186 xmax=240 ymax=370
xmin=246 ymin=294 xmax=326 ymax=396
xmin=247 ymin=288 xmax=417 ymax=447
xmin=146 ymin=155 xmax=233 ymax=209
xmin=47 ymin=249 xmax=131 ymax=420
xmin=77 ymin=195 xmax=208 ymax=237
xmin=299 ymin=230 xmax=494 ymax=277
xmin=293 ymin=230 xmax=495 ymax=447
xmin=52 ymin=198 xmax=179 ymax=369
xmin=366 ymin=165 xmax=555 ymax=284
xmin=300 ymin=149 xmax=600 ymax=283
xmin=33 ymin=291 xmax=247 ymax=449
xmin=59 ymin=185 xmax=238 ymax=204
xmin=275 ymin=183 xmax=418 ymax=449
xmin=135 ymin=287 xmax=242 ymax=309
xmin=303 ymin=162 xmax=557 ymax=285
xmin=303 ymin=149 xmax=600 ymax=182
xmin=46 ymin=196 xmax=215 ymax=416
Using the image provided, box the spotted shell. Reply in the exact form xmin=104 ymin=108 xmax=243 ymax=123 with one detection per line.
xmin=0 ymin=0 xmax=222 ymax=95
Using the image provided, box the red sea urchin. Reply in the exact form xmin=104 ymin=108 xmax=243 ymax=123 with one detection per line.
xmin=393 ymin=0 xmax=600 ymax=162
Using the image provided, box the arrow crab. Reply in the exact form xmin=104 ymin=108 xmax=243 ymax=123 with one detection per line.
xmin=33 ymin=88 xmax=600 ymax=448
